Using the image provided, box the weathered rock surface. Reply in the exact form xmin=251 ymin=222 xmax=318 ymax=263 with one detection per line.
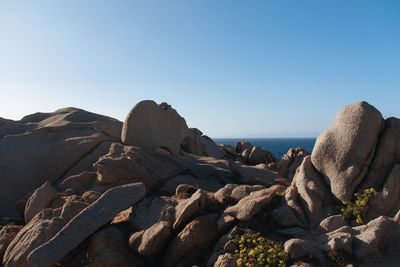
xmin=311 ymin=101 xmax=384 ymax=202
xmin=129 ymin=220 xmax=171 ymax=258
xmin=181 ymin=128 xmax=223 ymax=158
xmin=87 ymin=226 xmax=142 ymax=267
xmin=277 ymin=147 xmax=310 ymax=180
xmin=366 ymin=164 xmax=400 ymax=221
xmin=278 ymin=156 xmax=333 ymax=229
xmin=27 ymin=183 xmax=146 ymax=267
xmin=225 ymin=184 xmax=285 ymax=221
xmin=0 ymin=107 xmax=122 ymax=217
xmin=359 ymin=117 xmax=400 ymax=191
xmin=94 ymin=142 xmax=185 ymax=188
xmin=121 ymin=100 xmax=188 ymax=154
xmin=3 ymin=201 xmax=88 ymax=267
xmin=0 ymin=225 xmax=23 ymax=260
xmin=232 ymin=162 xmax=279 ymax=186
xmin=24 ymin=182 xmax=59 ymax=224
xmin=165 ymin=213 xmax=220 ymax=267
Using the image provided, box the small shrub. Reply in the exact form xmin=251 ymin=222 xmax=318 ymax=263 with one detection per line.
xmin=340 ymin=187 xmax=376 ymax=224
xmin=232 ymin=232 xmax=288 ymax=267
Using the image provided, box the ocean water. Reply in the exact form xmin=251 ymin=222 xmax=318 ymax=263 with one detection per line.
xmin=213 ymin=138 xmax=317 ymax=159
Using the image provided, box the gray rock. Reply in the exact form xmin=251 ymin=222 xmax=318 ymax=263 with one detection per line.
xmin=366 ymin=164 xmax=400 ymax=221
xmin=94 ymin=142 xmax=185 ymax=188
xmin=24 ymin=181 xmax=59 ymax=223
xmin=311 ymin=101 xmax=384 ymax=201
xmin=224 ymin=184 xmax=286 ymax=221
xmin=214 ymin=253 xmax=237 ymax=267
xmin=277 ymin=147 xmax=310 ymax=180
xmin=129 ymin=220 xmax=171 ymax=258
xmin=174 ymin=189 xmax=207 ymax=229
xmin=121 ymin=100 xmax=188 ymax=154
xmin=181 ymin=128 xmax=223 ymax=158
xmin=3 ymin=201 xmax=88 ymax=267
xmin=165 ymin=213 xmax=220 ymax=267
xmin=319 ymin=215 xmax=347 ymax=232
xmin=232 ymin=162 xmax=279 ymax=186
xmin=0 ymin=107 xmax=122 ymax=217
xmin=27 ymin=182 xmax=146 ymax=267
xmin=235 ymin=141 xmax=253 ymax=154
xmin=358 ymin=117 xmax=400 ymax=191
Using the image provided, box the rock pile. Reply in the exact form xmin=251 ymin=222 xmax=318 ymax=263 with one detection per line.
xmin=0 ymin=100 xmax=399 ymax=267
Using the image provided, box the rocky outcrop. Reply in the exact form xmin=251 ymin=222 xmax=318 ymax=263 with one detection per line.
xmin=224 ymin=184 xmax=285 ymax=221
xmin=0 ymin=107 xmax=122 ymax=218
xmin=3 ymin=201 xmax=89 ymax=267
xmin=27 ymin=183 xmax=146 ymax=267
xmin=276 ymin=147 xmax=310 ymax=180
xmin=181 ymin=128 xmax=223 ymax=158
xmin=94 ymin=142 xmax=185 ymax=188
xmin=121 ymin=100 xmax=188 ymax=154
xmin=0 ymin=225 xmax=23 ymax=260
xmin=311 ymin=101 xmax=384 ymax=202
xmin=276 ymin=156 xmax=333 ymax=229
xmin=165 ymin=213 xmax=220 ymax=267
xmin=24 ymin=182 xmax=59 ymax=224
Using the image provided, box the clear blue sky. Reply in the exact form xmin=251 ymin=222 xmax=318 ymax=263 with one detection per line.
xmin=1 ymin=1 xmax=399 ymax=138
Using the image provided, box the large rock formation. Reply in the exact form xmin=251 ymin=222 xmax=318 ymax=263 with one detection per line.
xmin=311 ymin=101 xmax=384 ymax=202
xmin=1 ymin=100 xmax=400 ymax=267
xmin=0 ymin=107 xmax=122 ymax=217
xmin=121 ymin=100 xmax=188 ymax=154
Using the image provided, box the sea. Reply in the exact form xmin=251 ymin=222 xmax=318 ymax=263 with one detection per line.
xmin=213 ymin=138 xmax=317 ymax=159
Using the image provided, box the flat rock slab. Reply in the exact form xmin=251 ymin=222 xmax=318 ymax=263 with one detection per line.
xmin=27 ymin=182 xmax=146 ymax=267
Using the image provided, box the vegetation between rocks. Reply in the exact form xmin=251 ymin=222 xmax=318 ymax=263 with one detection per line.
xmin=340 ymin=187 xmax=376 ymax=224
xmin=232 ymin=232 xmax=288 ymax=267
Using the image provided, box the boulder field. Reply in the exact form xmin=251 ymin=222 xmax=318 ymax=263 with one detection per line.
xmin=0 ymin=100 xmax=399 ymax=267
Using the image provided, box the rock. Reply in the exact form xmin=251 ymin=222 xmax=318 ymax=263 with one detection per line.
xmin=0 ymin=225 xmax=23 ymax=260
xmin=231 ymin=184 xmax=265 ymax=201
xmin=232 ymin=162 xmax=279 ymax=186
xmin=216 ymin=214 xmax=236 ymax=233
xmin=290 ymin=156 xmax=333 ymax=228
xmin=129 ymin=196 xmax=177 ymax=231
xmin=224 ymin=184 xmax=286 ymax=221
xmin=87 ymin=225 xmax=141 ymax=267
xmin=247 ymin=146 xmax=277 ymax=165
xmin=175 ymin=184 xmax=198 ymax=197
xmin=219 ymin=144 xmax=235 ymax=156
xmin=277 ymin=147 xmax=310 ymax=180
xmin=27 ymin=183 xmax=146 ymax=267
xmin=284 ymin=238 xmax=320 ymax=260
xmin=358 ymin=117 xmax=400 ymax=191
xmin=121 ymin=100 xmax=188 ymax=154
xmin=94 ymin=142 xmax=185 ymax=188
xmin=181 ymin=128 xmax=223 ymax=158
xmin=366 ymin=164 xmax=400 ymax=221
xmin=169 ymin=154 xmax=233 ymax=187
xmin=0 ymin=107 xmax=122 ymax=217
xmin=174 ymin=189 xmax=207 ymax=229
xmin=311 ymin=101 xmax=384 ymax=202
xmin=241 ymin=148 xmax=251 ymax=162
xmin=165 ymin=213 xmax=220 ymax=267
xmin=214 ymin=184 xmax=239 ymax=204
xmin=57 ymin=172 xmax=97 ymax=195
xmin=129 ymin=220 xmax=171 ymax=258
xmin=235 ymin=141 xmax=253 ymax=154
xmin=159 ymin=174 xmax=222 ymax=195
xmin=24 ymin=181 xmax=59 ymax=223
xmin=353 ymin=215 xmax=400 ymax=259
xmin=3 ymin=201 xmax=88 ymax=267
xmin=214 ymin=253 xmax=237 ymax=267
xmin=81 ymin=191 xmax=102 ymax=204
xmin=319 ymin=215 xmax=347 ymax=232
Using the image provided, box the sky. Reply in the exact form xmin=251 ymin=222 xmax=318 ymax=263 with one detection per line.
xmin=1 ymin=1 xmax=399 ymax=138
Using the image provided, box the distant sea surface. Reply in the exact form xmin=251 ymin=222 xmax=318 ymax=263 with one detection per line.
xmin=213 ymin=138 xmax=317 ymax=159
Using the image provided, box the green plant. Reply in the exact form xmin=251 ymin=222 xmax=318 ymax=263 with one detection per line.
xmin=340 ymin=187 xmax=376 ymax=224
xmin=232 ymin=232 xmax=288 ymax=267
